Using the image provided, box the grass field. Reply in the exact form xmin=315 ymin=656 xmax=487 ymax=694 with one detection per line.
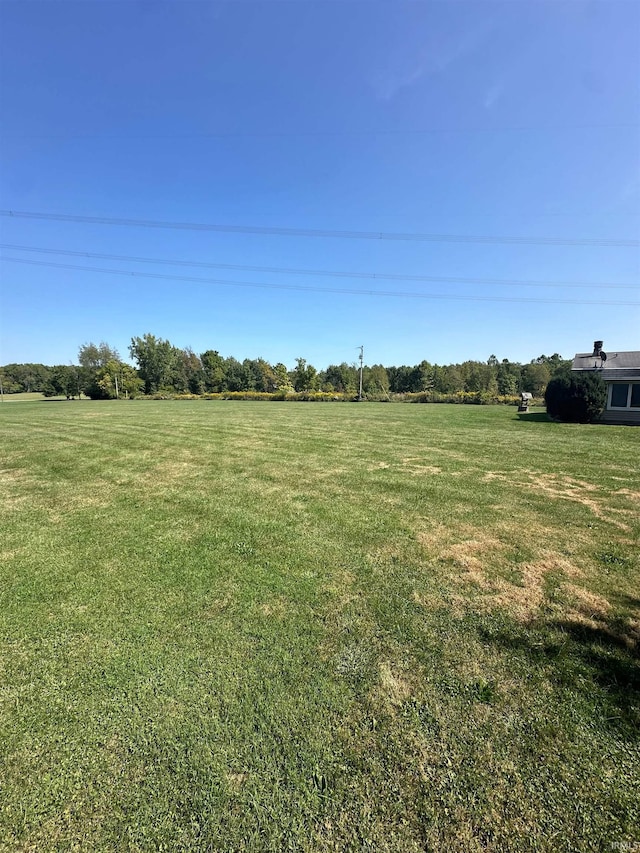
xmin=1 ymin=401 xmax=638 ymax=852
xmin=0 ymin=392 xmax=50 ymax=403
xmin=0 ymin=393 xmax=84 ymax=403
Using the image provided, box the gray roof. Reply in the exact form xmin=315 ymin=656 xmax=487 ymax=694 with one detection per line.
xmin=598 ymin=368 xmax=640 ymax=381
xmin=572 ymin=350 xmax=640 ymax=378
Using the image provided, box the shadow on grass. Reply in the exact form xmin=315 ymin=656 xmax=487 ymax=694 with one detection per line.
xmin=477 ymin=607 xmax=639 ymax=740
xmin=515 ymin=411 xmax=552 ymax=423
xmin=608 ymin=592 xmax=640 ymax=611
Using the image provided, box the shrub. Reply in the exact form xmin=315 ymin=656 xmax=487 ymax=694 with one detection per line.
xmin=402 ymin=391 xmax=521 ymax=406
xmin=545 ymin=370 xmax=606 ymax=423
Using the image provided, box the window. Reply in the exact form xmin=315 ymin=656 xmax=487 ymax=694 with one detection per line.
xmin=609 ymin=383 xmax=640 ymax=409
xmin=610 ymin=384 xmax=629 ymax=408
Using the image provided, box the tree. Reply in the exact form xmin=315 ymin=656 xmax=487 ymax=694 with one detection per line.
xmin=521 ymin=362 xmax=551 ymax=396
xmin=496 ymin=360 xmax=520 ymax=396
xmin=323 ymin=363 xmax=357 ymax=393
xmin=545 ymin=370 xmax=606 ymax=423
xmin=45 ymin=365 xmax=78 ymax=399
xmin=243 ymin=358 xmax=277 ymax=392
xmin=222 ymin=357 xmax=250 ymax=391
xmin=415 ymin=360 xmax=434 ymax=392
xmin=129 ymin=334 xmax=176 ymax=394
xmin=535 ymin=353 xmax=569 ymax=369
xmin=248 ymin=358 xmax=278 ymax=393
xmin=201 ymin=350 xmax=225 ymax=393
xmin=292 ymin=358 xmax=318 ymax=392
xmin=82 ymin=357 xmax=143 ymax=399
xmin=173 ymin=348 xmax=204 ymax=394
xmin=1 ymin=363 xmax=52 ymax=393
xmin=387 ymin=365 xmax=414 ymax=393
xmin=363 ymin=364 xmax=390 ymax=397
xmin=79 ymin=342 xmax=121 ymax=396
xmin=0 ymin=368 xmax=22 ymax=394
xmin=432 ymin=364 xmax=464 ymax=394
xmin=273 ymin=363 xmax=293 ymax=393
xmin=94 ymin=360 xmax=143 ymax=399
xmin=461 ymin=361 xmax=492 ymax=393
xmin=78 ymin=341 xmax=120 ymax=370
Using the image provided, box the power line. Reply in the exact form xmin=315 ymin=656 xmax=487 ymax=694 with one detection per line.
xmin=2 ymin=256 xmax=638 ymax=307
xmin=1 ymin=243 xmax=637 ymax=291
xmin=2 ymin=122 xmax=637 ymax=140
xmin=1 ymin=209 xmax=637 ymax=248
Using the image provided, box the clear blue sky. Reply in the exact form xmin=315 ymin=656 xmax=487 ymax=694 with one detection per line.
xmin=1 ymin=0 xmax=638 ymax=369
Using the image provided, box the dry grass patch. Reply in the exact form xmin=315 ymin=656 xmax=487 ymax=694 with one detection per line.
xmin=484 ymin=470 xmax=634 ymax=530
xmin=458 ymin=553 xmax=582 ymax=621
xmin=439 ymin=535 xmax=585 ymax=621
xmin=227 ymin=771 xmax=249 ymax=789
xmin=563 ymin=583 xmax=611 ymax=619
xmin=415 ymin=521 xmax=454 ymax=555
xmin=258 ymin=597 xmax=289 ymax=619
xmin=615 ymin=488 xmax=640 ymax=501
xmin=561 ymin=583 xmax=639 ymax=650
xmin=401 ymin=457 xmax=442 ymax=475
xmin=316 ymin=568 xmax=361 ymax=656
xmin=376 ymin=660 xmax=414 ymax=706
xmin=441 ymin=535 xmax=508 ymax=575
xmin=412 ymin=590 xmax=445 ymax=612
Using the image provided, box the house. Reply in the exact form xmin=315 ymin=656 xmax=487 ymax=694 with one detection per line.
xmin=571 ymin=341 xmax=640 ymax=425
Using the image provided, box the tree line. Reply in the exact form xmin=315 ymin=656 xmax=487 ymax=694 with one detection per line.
xmin=0 ymin=334 xmax=570 ymax=400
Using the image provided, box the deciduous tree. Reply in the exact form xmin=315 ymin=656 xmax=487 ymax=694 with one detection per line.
xmin=129 ymin=334 xmax=176 ymax=394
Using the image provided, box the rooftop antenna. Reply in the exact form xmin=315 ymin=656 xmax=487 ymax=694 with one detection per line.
xmin=357 ymin=345 xmax=364 ymax=401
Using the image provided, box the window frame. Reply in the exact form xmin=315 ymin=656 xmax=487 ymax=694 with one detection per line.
xmin=608 ymin=382 xmax=640 ymax=410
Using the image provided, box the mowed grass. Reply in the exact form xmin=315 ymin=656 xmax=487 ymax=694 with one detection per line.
xmin=0 ymin=392 xmax=50 ymax=403
xmin=1 ymin=401 xmax=638 ymax=852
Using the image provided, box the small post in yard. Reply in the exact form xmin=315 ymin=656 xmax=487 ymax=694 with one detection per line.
xmin=0 ymin=372 xmax=4 ymax=402
xmin=358 ymin=345 xmax=364 ymax=401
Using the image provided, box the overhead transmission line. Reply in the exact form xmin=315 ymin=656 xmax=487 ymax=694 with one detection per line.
xmin=1 ymin=209 xmax=637 ymax=248
xmin=2 ymin=122 xmax=637 ymax=140
xmin=1 ymin=243 xmax=637 ymax=291
xmin=2 ymin=257 xmax=638 ymax=307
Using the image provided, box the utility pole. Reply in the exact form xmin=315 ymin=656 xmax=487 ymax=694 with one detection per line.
xmin=357 ymin=345 xmax=364 ymax=401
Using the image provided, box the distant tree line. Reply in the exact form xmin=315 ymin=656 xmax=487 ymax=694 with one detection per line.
xmin=0 ymin=334 xmax=570 ymax=400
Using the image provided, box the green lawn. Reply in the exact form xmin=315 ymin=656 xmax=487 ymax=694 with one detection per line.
xmin=0 ymin=393 xmax=86 ymax=403
xmin=1 ymin=401 xmax=638 ymax=852
xmin=0 ymin=392 xmax=50 ymax=403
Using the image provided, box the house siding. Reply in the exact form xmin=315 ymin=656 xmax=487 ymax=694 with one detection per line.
xmin=598 ymin=409 xmax=640 ymax=425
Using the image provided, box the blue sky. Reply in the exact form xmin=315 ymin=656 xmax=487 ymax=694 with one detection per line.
xmin=1 ymin=0 xmax=638 ymax=369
